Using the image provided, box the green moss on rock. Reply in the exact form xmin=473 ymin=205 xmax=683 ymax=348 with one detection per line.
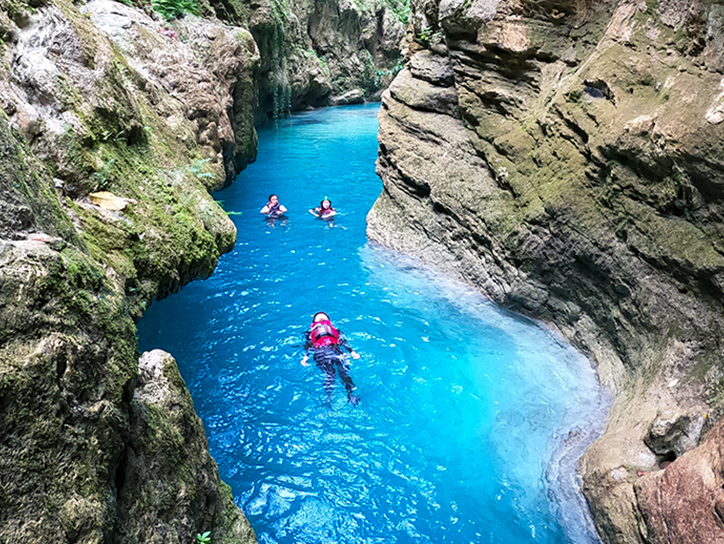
xmin=0 ymin=0 xmax=254 ymax=540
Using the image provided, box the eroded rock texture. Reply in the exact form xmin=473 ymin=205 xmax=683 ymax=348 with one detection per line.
xmin=0 ymin=0 xmax=257 ymax=541
xmin=635 ymin=417 xmax=724 ymax=544
xmin=117 ymin=350 xmax=255 ymax=543
xmin=209 ymin=0 xmax=407 ymax=122
xmin=367 ymin=0 xmax=724 ymax=542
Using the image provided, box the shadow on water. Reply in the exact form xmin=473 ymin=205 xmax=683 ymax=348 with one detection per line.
xmin=138 ymin=104 xmax=610 ymax=544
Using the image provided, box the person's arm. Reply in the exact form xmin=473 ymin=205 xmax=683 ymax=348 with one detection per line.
xmin=279 ymin=204 xmax=288 ymax=213
xmin=301 ymin=333 xmax=312 ymax=366
xmin=309 ymin=208 xmax=320 ymax=217
xmin=339 ymin=332 xmax=360 ymax=359
xmin=261 ymin=204 xmax=271 ymax=214
xmin=325 ymin=209 xmax=337 ymax=217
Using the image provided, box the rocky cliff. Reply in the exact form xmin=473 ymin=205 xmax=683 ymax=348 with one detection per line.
xmin=206 ymin=0 xmax=408 ymax=122
xmin=367 ymin=0 xmax=724 ymax=542
xmin=0 ymin=0 xmax=259 ymax=540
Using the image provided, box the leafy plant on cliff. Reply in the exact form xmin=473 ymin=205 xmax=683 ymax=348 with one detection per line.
xmin=416 ymin=27 xmax=442 ymax=47
xmin=196 ymin=531 xmax=211 ymax=543
xmin=354 ymin=0 xmax=410 ymax=24
xmin=184 ymin=158 xmax=214 ymax=180
xmin=90 ymin=158 xmax=118 ymax=192
xmin=318 ymin=55 xmax=330 ymax=78
xmin=151 ymin=0 xmax=199 ymax=20
xmin=383 ymin=0 xmax=410 ymax=25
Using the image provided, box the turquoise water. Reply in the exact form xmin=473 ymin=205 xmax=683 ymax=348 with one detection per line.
xmin=137 ymin=104 xmax=608 ymax=544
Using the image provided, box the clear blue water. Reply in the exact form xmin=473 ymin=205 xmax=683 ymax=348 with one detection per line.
xmin=137 ymin=104 xmax=608 ymax=544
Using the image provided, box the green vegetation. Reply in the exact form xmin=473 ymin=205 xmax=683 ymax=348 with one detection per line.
xmin=385 ymin=0 xmax=410 ymax=24
xmin=184 ymin=158 xmax=215 ymax=181
xmin=353 ymin=0 xmax=410 ymax=24
xmin=416 ymin=28 xmax=442 ymax=47
xmin=0 ymin=0 xmax=37 ymax=23
xmin=318 ymin=54 xmax=330 ymax=78
xmin=359 ymin=48 xmax=376 ymax=93
xmin=197 ymin=531 xmax=212 ymax=544
xmin=151 ymin=0 xmax=199 ymax=20
xmin=89 ymin=157 xmax=117 ymax=192
xmin=375 ymin=59 xmax=402 ymax=88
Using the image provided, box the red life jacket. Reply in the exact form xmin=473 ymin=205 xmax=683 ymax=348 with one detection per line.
xmin=315 ymin=206 xmax=335 ymax=217
xmin=310 ymin=320 xmax=340 ymax=348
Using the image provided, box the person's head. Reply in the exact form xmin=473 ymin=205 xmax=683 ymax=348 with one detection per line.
xmin=313 ymin=311 xmax=330 ymax=323
xmin=268 ymin=194 xmax=279 ymax=204
xmin=320 ymin=198 xmax=331 ymax=209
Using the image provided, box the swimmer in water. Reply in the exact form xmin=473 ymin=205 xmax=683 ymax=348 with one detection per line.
xmin=261 ymin=194 xmax=288 ymax=218
xmin=309 ymin=198 xmax=336 ymax=220
xmin=301 ymin=311 xmax=360 ymax=406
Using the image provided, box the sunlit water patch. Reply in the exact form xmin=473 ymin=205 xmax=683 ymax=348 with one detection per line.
xmin=138 ymin=104 xmax=609 ymax=544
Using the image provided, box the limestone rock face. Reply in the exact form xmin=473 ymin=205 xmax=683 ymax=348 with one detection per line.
xmin=0 ymin=0 xmax=258 ymax=541
xmin=117 ymin=350 xmax=256 ymax=543
xmin=1 ymin=0 xmax=259 ymax=304
xmin=636 ymin=417 xmax=724 ymax=544
xmin=368 ymin=0 xmax=724 ymax=542
xmin=223 ymin=0 xmax=407 ymax=122
xmin=82 ymin=0 xmax=260 ymax=185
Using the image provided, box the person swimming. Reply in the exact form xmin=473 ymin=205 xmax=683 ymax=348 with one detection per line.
xmin=301 ymin=311 xmax=360 ymax=406
xmin=261 ymin=194 xmax=288 ymax=218
xmin=309 ymin=198 xmax=336 ymax=220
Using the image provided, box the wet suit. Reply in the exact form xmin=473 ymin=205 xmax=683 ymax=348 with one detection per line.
xmin=304 ymin=321 xmax=359 ymax=405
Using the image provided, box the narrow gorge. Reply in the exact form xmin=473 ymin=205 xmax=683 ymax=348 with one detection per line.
xmin=1 ymin=0 xmax=723 ymax=542
xmin=0 ymin=0 xmax=403 ymax=540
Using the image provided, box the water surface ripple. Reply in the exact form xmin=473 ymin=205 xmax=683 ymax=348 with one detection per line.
xmin=138 ymin=104 xmax=609 ymax=544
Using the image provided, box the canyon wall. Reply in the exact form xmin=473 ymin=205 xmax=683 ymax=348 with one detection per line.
xmin=206 ymin=0 xmax=407 ymax=122
xmin=366 ymin=0 xmax=724 ymax=542
xmin=0 ymin=0 xmax=259 ymax=540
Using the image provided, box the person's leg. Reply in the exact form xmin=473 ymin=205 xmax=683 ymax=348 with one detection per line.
xmin=314 ymin=352 xmax=336 ymax=403
xmin=335 ymin=358 xmax=359 ymax=405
